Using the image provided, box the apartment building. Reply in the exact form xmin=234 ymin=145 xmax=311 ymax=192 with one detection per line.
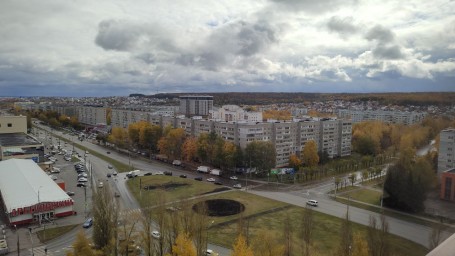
xmin=179 ymin=95 xmax=213 ymax=117
xmin=337 ymin=109 xmax=426 ymax=125
xmin=76 ymin=106 xmax=107 ymax=126
xmin=210 ymin=105 xmax=263 ymax=122
xmin=0 ymin=115 xmax=27 ymax=134
xmin=438 ymin=128 xmax=455 ymax=177
xmin=111 ymin=109 xmax=149 ymax=128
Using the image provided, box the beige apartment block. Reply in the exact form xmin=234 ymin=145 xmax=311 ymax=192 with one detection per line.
xmin=76 ymin=106 xmax=107 ymax=126
xmin=0 ymin=115 xmax=27 ymax=134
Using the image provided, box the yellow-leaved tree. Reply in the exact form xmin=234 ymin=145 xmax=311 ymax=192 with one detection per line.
xmin=302 ymin=140 xmax=319 ymax=167
xmin=231 ymin=233 xmax=254 ymax=256
xmin=172 ymin=232 xmax=196 ymax=256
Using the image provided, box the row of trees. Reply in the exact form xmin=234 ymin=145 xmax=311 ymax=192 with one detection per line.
xmin=108 ymin=122 xmax=277 ymax=174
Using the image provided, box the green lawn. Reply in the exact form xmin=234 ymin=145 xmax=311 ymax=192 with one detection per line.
xmin=36 ymin=224 xmax=78 ymax=243
xmin=209 ymin=206 xmax=428 ymax=256
xmin=342 ymin=188 xmax=382 ymax=205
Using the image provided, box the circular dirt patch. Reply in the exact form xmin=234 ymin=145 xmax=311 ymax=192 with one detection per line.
xmin=193 ymin=199 xmax=245 ymax=216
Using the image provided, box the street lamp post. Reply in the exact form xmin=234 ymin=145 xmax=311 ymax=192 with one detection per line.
xmin=27 ymin=228 xmax=34 ymax=256
xmin=37 ymin=186 xmax=43 ymax=226
xmin=14 ymin=225 xmax=19 ymax=256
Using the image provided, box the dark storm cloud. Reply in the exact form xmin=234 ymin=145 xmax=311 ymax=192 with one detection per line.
xmin=327 ymin=16 xmax=358 ymax=37
xmin=177 ymin=19 xmax=280 ymax=70
xmin=373 ymin=44 xmax=403 ymax=59
xmin=365 ymin=25 xmax=395 ymax=43
xmin=270 ymin=0 xmax=357 ymax=13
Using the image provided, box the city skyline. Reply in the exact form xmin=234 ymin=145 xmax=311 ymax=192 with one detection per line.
xmin=1 ymin=0 xmax=454 ymax=96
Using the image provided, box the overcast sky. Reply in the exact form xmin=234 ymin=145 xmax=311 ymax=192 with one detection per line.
xmin=1 ymin=0 xmax=454 ymax=96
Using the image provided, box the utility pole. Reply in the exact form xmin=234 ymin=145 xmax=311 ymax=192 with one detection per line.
xmin=14 ymin=225 xmax=19 ymax=256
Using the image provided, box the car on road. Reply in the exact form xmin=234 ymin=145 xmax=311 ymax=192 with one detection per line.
xmin=78 ymin=173 xmax=88 ymax=178
xmin=83 ymin=218 xmax=93 ymax=228
xmin=214 ymin=181 xmax=223 ymax=185
xmin=112 ymin=171 xmax=118 ymax=176
xmin=114 ymin=192 xmax=120 ymax=197
xmin=179 ymin=174 xmax=187 ymax=178
xmin=194 ymin=177 xmax=203 ymax=181
xmin=66 ymin=191 xmax=75 ymax=196
xmin=207 ymin=178 xmax=215 ymax=182
xmin=233 ymin=183 xmax=242 ymax=189
xmin=108 ymin=165 xmax=113 ymax=169
xmin=230 ymin=176 xmax=238 ymax=180
xmin=49 ymin=175 xmax=58 ymax=181
xmin=98 ymin=182 xmax=104 ymax=188
xmin=107 ymin=173 xmax=112 ymax=178
xmin=107 ymin=151 xmax=111 ymax=154
xmin=172 ymin=160 xmax=182 ymax=166
xmin=143 ymin=172 xmax=153 ymax=176
xmin=51 ymin=167 xmax=61 ymax=173
xmin=151 ymin=230 xmax=161 ymax=239
xmin=155 ymin=171 xmax=164 ymax=175
xmin=306 ymin=199 xmax=318 ymax=207
xmin=205 ymin=249 xmax=218 ymax=255
xmin=78 ymin=177 xmax=88 ymax=182
xmin=77 ymin=183 xmax=87 ymax=187
xmin=164 ymin=171 xmax=173 ymax=176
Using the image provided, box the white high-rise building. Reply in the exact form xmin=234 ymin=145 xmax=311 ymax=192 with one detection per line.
xmin=210 ymin=105 xmax=262 ymax=122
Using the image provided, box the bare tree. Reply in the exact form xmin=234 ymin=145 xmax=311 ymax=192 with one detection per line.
xmin=301 ymin=206 xmax=314 ymax=256
xmin=428 ymin=217 xmax=444 ymax=250
xmin=283 ymin=214 xmax=293 ymax=256
xmin=93 ymin=185 xmax=118 ymax=254
xmin=118 ymin=210 xmax=141 ymax=256
xmin=140 ymin=206 xmax=154 ymax=256
xmin=367 ymin=214 xmax=390 ymax=256
xmin=337 ymin=207 xmax=352 ymax=256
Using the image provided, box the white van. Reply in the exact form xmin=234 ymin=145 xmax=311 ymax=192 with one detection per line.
xmin=306 ymin=200 xmax=318 ymax=207
xmin=197 ymin=166 xmax=210 ymax=173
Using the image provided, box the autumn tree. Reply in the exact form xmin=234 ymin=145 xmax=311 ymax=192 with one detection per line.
xmin=92 ymin=185 xmax=118 ymax=253
xmin=231 ymin=233 xmax=254 ymax=256
xmin=351 ymin=232 xmax=369 ymax=256
xmin=337 ymin=208 xmax=353 ymax=256
xmin=66 ymin=230 xmax=98 ymax=256
xmin=252 ymin=230 xmax=285 ymax=256
xmin=108 ymin=127 xmax=129 ymax=149
xmin=288 ymin=154 xmax=302 ymax=170
xmin=140 ymin=124 xmax=162 ymax=152
xmin=158 ymin=128 xmax=186 ymax=160
xmin=172 ymin=233 xmax=197 ymax=256
xmin=222 ymin=141 xmax=238 ymax=170
xmin=182 ymin=137 xmax=198 ymax=162
xmin=301 ymin=140 xmax=319 ymax=167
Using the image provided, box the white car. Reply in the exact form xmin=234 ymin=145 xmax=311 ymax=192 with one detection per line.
xmin=306 ymin=199 xmax=318 ymax=207
xmin=155 ymin=171 xmax=164 ymax=175
xmin=50 ymin=167 xmax=61 ymax=173
xmin=233 ymin=183 xmax=242 ymax=189
xmin=78 ymin=177 xmax=88 ymax=182
xmin=151 ymin=230 xmax=161 ymax=239
xmin=230 ymin=176 xmax=238 ymax=180
xmin=78 ymin=173 xmax=88 ymax=178
xmin=98 ymin=182 xmax=104 ymax=188
xmin=49 ymin=175 xmax=58 ymax=180
xmin=207 ymin=178 xmax=216 ymax=182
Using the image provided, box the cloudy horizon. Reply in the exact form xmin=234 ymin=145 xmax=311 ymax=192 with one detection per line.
xmin=1 ymin=0 xmax=454 ymax=96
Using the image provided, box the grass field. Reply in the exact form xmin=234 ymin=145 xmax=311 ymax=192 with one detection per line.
xmin=342 ymin=188 xmax=382 ymax=205
xmin=36 ymin=224 xmax=78 ymax=243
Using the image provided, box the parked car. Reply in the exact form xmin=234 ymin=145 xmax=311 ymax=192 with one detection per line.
xmin=233 ymin=183 xmax=242 ymax=189
xmin=164 ymin=171 xmax=173 ymax=176
xmin=214 ymin=181 xmax=223 ymax=185
xmin=306 ymin=200 xmax=318 ymax=207
xmin=49 ymin=175 xmax=58 ymax=181
xmin=207 ymin=178 xmax=215 ymax=182
xmin=172 ymin=160 xmax=182 ymax=166
xmin=78 ymin=173 xmax=88 ymax=178
xmin=83 ymin=218 xmax=93 ymax=228
xmin=51 ymin=167 xmax=61 ymax=173
xmin=194 ymin=177 xmax=203 ymax=181
xmin=98 ymin=182 xmax=104 ymax=188
xmin=179 ymin=174 xmax=187 ymax=178
xmin=78 ymin=177 xmax=88 ymax=182
xmin=77 ymin=183 xmax=87 ymax=187
xmin=113 ymin=171 xmax=118 ymax=176
xmin=107 ymin=173 xmax=112 ymax=178
xmin=107 ymin=151 xmax=111 ymax=154
xmin=108 ymin=165 xmax=113 ymax=169
xmin=155 ymin=171 xmax=164 ymax=175
xmin=230 ymin=176 xmax=238 ymax=180
xmin=66 ymin=191 xmax=75 ymax=196
xmin=143 ymin=172 xmax=153 ymax=176
xmin=151 ymin=230 xmax=161 ymax=239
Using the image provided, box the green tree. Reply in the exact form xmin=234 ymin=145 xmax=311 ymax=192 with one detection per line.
xmin=245 ymin=141 xmax=276 ymax=175
xmin=302 ymin=140 xmax=319 ymax=167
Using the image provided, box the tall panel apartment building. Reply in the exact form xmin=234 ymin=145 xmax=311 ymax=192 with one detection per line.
xmin=179 ymin=96 xmax=213 ymax=117
xmin=111 ymin=109 xmax=149 ymax=129
xmin=76 ymin=106 xmax=107 ymax=126
xmin=438 ymin=128 xmax=455 ymax=177
xmin=337 ymin=109 xmax=426 ymax=125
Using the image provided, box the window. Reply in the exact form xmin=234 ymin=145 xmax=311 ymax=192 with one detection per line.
xmin=444 ymin=177 xmax=452 ymax=200
xmin=7 ymin=123 xmax=12 ymax=127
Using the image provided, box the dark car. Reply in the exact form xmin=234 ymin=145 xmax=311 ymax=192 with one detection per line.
xmin=107 ymin=173 xmax=112 ymax=178
xmin=77 ymin=183 xmax=87 ymax=188
xmin=143 ymin=172 xmax=153 ymax=176
xmin=179 ymin=174 xmax=187 ymax=178
xmin=194 ymin=177 xmax=203 ymax=181
xmin=214 ymin=181 xmax=223 ymax=185
xmin=83 ymin=218 xmax=93 ymax=228
xmin=107 ymin=151 xmax=111 ymax=154
xmin=66 ymin=191 xmax=75 ymax=196
xmin=164 ymin=171 xmax=173 ymax=176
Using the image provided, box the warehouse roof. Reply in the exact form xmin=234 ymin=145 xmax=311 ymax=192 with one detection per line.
xmin=0 ymin=159 xmax=72 ymax=213
xmin=0 ymin=133 xmax=42 ymax=147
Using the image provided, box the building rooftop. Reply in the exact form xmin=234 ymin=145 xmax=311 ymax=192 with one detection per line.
xmin=444 ymin=168 xmax=455 ymax=174
xmin=0 ymin=133 xmax=42 ymax=147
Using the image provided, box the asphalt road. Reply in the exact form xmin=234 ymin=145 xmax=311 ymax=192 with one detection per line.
xmin=248 ymin=189 xmax=453 ymax=249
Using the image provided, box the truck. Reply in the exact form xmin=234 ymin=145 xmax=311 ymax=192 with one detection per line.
xmin=209 ymin=169 xmax=222 ymax=176
xmin=127 ymin=170 xmax=140 ymax=178
xmin=197 ymin=166 xmax=210 ymax=173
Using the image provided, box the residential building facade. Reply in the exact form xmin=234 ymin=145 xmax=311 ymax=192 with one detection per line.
xmin=440 ymin=169 xmax=455 ymax=202
xmin=179 ymin=95 xmax=213 ymax=117
xmin=438 ymin=128 xmax=455 ymax=177
xmin=337 ymin=109 xmax=427 ymax=125
xmin=76 ymin=106 xmax=107 ymax=126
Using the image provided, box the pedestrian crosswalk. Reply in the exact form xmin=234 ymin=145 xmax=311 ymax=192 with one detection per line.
xmin=30 ymin=245 xmax=52 ymax=256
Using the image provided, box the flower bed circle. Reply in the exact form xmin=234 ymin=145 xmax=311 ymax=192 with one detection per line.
xmin=192 ymin=199 xmax=245 ymax=216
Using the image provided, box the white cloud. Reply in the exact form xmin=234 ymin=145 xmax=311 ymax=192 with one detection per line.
xmin=0 ymin=0 xmax=454 ymax=95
